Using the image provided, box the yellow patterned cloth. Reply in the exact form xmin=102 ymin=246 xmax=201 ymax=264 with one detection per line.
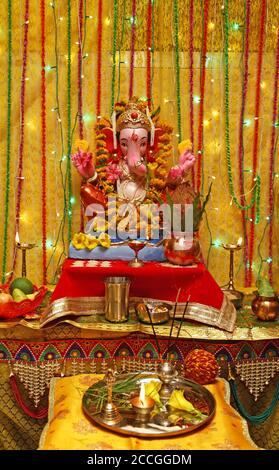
xmin=39 ymin=374 xmax=259 ymax=450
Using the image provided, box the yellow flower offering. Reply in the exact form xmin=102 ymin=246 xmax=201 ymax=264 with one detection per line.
xmin=168 ymin=389 xmax=199 ymax=415
xmin=144 ymin=381 xmax=162 ymax=405
xmin=178 ymin=139 xmax=192 ymax=155
xmin=98 ymin=232 xmax=111 ymax=248
xmin=84 ymin=236 xmax=98 ymax=251
xmin=72 ymin=232 xmax=86 ymax=250
xmin=75 ymin=139 xmax=89 ymax=152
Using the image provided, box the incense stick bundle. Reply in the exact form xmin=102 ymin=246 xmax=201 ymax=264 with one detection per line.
xmin=166 ymin=288 xmax=181 ymax=360
xmin=167 ymin=294 xmax=191 ymax=358
xmin=145 ymin=303 xmax=161 ymax=358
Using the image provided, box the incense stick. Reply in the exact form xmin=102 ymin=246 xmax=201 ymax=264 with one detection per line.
xmin=167 ymin=287 xmax=181 ymax=359
xmin=145 ymin=303 xmax=161 ymax=357
xmin=175 ymin=294 xmax=191 ymax=341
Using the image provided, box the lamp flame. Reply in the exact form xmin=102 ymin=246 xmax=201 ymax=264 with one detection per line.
xmin=15 ymin=232 xmax=20 ymax=244
xmin=237 ymin=237 xmax=243 ymax=246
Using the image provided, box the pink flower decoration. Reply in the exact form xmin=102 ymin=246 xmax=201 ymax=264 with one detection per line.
xmin=106 ymin=162 xmax=123 ymax=182
xmin=71 ymin=150 xmax=95 ymax=179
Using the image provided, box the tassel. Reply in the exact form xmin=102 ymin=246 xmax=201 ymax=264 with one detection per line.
xmin=9 ymin=373 xmax=48 ymax=420
xmin=146 ymin=106 xmax=155 ymax=146
xmin=111 ymin=110 xmax=117 ymax=150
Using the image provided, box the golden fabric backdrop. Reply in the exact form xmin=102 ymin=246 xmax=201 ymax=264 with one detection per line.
xmin=0 ymin=0 xmax=278 ymax=289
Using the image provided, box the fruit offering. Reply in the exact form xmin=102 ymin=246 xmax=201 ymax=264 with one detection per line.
xmin=10 ymin=277 xmax=34 ymax=295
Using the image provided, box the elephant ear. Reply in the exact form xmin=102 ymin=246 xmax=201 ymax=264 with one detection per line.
xmin=102 ymin=127 xmax=116 ymax=153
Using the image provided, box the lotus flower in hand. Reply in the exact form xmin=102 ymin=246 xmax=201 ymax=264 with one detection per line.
xmin=106 ymin=162 xmax=123 ymax=182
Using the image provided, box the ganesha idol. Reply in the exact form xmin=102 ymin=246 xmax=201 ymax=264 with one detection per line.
xmin=70 ymin=99 xmax=195 ymax=262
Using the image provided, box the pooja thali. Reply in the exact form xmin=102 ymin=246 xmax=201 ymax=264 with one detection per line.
xmin=82 ymin=372 xmax=216 ymax=438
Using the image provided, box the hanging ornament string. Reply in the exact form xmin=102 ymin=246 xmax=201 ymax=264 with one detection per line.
xmin=12 ymin=0 xmax=30 ymax=273
xmin=66 ymin=0 xmax=73 ymax=244
xmin=96 ymin=0 xmax=103 ymax=118
xmin=189 ymin=0 xmax=195 ymax=183
xmin=77 ymin=0 xmax=84 ymax=232
xmin=77 ymin=0 xmax=84 ymax=139
xmin=117 ymin=0 xmax=126 ymax=102
xmin=129 ymin=0 xmax=136 ymax=100
xmin=111 ymin=0 xmax=118 ymax=114
xmin=1 ymin=0 xmax=12 ymax=283
xmin=238 ymin=0 xmax=251 ymax=285
xmin=247 ymin=0 xmax=267 ymax=286
xmin=46 ymin=2 xmax=78 ymax=283
xmin=146 ymin=0 xmax=152 ymax=105
xmin=222 ymin=0 xmax=261 ymax=209
xmin=41 ymin=0 xmax=47 ymax=285
xmin=173 ymin=0 xmax=182 ymax=142
xmin=196 ymin=0 xmax=210 ymax=193
xmin=268 ymin=27 xmax=279 ymax=283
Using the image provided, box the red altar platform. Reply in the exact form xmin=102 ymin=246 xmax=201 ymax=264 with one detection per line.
xmin=50 ymin=259 xmax=236 ymax=332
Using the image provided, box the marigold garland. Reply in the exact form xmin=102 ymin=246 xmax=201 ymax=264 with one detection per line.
xmin=173 ymin=0 xmax=182 ymax=142
xmin=111 ymin=0 xmax=118 ymax=114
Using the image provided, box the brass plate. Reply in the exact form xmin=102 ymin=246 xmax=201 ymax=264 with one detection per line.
xmin=82 ymin=372 xmax=216 ymax=438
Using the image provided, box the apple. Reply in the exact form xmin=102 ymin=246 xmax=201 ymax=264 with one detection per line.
xmin=0 ymin=292 xmax=13 ymax=304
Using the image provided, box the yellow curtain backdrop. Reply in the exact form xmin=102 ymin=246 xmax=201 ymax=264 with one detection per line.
xmin=0 ymin=0 xmax=278 ymax=288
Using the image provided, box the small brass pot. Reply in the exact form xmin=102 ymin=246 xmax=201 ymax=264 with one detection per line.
xmin=251 ymin=295 xmax=279 ymax=321
xmin=164 ymin=232 xmax=201 ymax=266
